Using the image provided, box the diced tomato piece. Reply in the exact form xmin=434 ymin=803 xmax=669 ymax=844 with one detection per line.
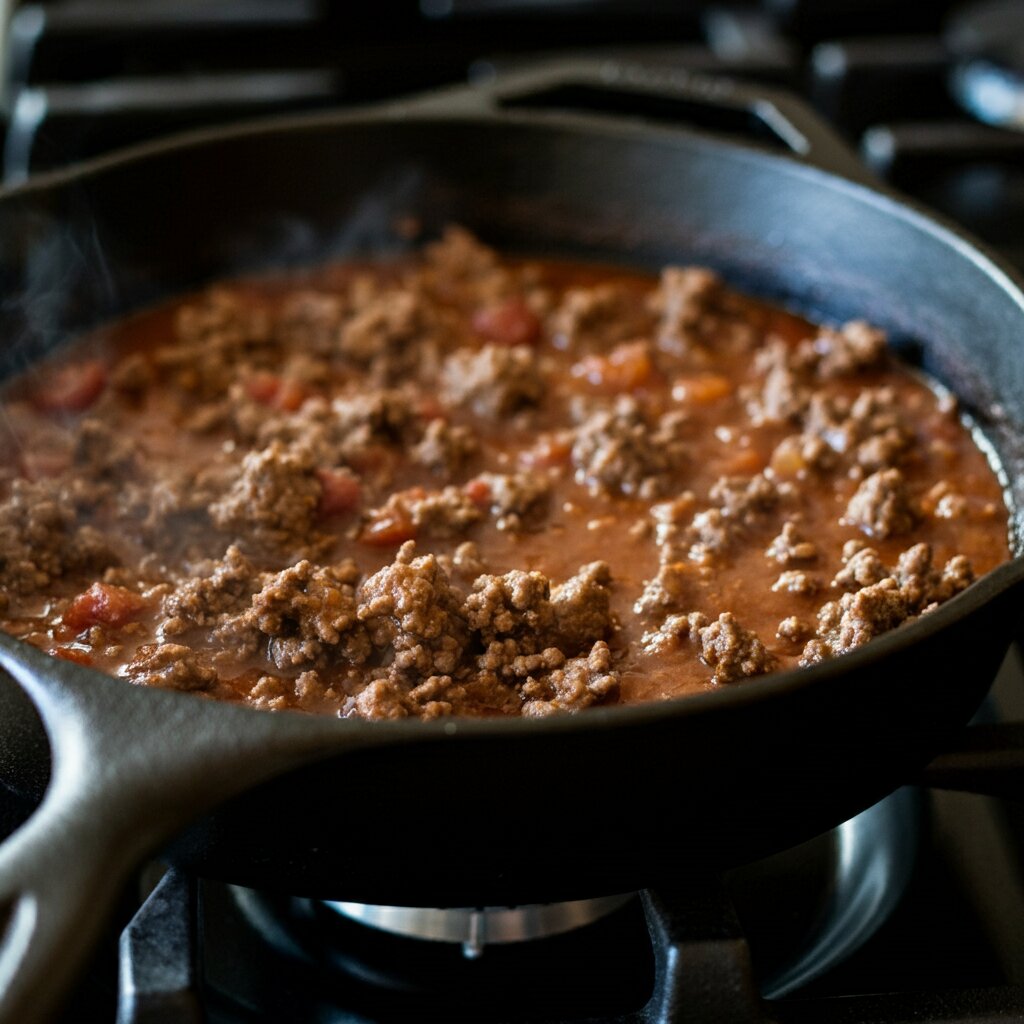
xmin=275 ymin=378 xmax=311 ymax=412
xmin=671 ymin=373 xmax=732 ymax=405
xmin=358 ymin=489 xmax=423 ymax=547
xmin=316 ymin=468 xmax=362 ymax=517
xmin=245 ymin=372 xmax=311 ymax=412
xmin=571 ymin=340 xmax=653 ymax=393
xmin=416 ymin=397 xmax=447 ymax=421
xmin=245 ymin=371 xmax=281 ymax=405
xmin=718 ymin=448 xmax=766 ymax=475
xmin=464 ymin=477 xmax=492 ymax=508
xmin=50 ymin=646 xmax=93 ymax=667
xmin=33 ymin=360 xmax=107 ymax=413
xmin=358 ymin=513 xmax=417 ymax=547
xmin=472 ymin=298 xmax=541 ymax=347
xmin=62 ymin=583 xmax=148 ymax=633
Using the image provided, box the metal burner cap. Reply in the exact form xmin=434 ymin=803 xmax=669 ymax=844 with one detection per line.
xmin=324 ymin=894 xmax=635 ymax=959
xmin=948 ymin=0 xmax=1024 ymax=129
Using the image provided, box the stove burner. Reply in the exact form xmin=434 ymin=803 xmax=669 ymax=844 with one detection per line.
xmin=324 ymin=893 xmax=635 ymax=958
xmin=204 ymin=786 xmax=921 ymax=1020
xmin=948 ymin=0 xmax=1024 ymax=129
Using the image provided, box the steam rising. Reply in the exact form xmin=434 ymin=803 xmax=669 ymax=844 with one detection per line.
xmin=0 ymin=165 xmax=427 ymax=385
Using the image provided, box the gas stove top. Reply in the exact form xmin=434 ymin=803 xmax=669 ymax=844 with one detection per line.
xmin=3 ymin=0 xmax=1024 ymax=268
xmin=1 ymin=2 xmax=1023 ymax=1021
xmin=4 ymin=652 xmax=1022 ymax=1022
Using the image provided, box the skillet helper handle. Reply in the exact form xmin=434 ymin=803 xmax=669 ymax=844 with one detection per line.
xmin=0 ymin=634 xmax=370 ymax=1024
xmin=916 ymin=723 xmax=1024 ymax=801
xmin=393 ymin=58 xmax=878 ymax=188
xmin=0 ymin=792 xmax=143 ymax=1024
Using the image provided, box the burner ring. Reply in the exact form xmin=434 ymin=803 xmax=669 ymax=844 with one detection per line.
xmin=947 ymin=0 xmax=1024 ymax=129
xmin=323 ymin=894 xmax=636 ymax=958
xmin=951 ymin=59 xmax=1024 ymax=129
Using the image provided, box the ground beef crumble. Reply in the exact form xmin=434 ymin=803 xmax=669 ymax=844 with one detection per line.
xmin=473 ymin=472 xmax=552 ymax=531
xmin=800 ymin=541 xmax=975 ymax=665
xmin=843 ymin=468 xmax=918 ymax=539
xmin=209 ymin=441 xmax=323 ymax=554
xmin=694 ymin=613 xmax=777 ymax=684
xmin=219 ymin=560 xmax=369 ymax=670
xmin=441 ymin=344 xmax=544 ymax=418
xmin=0 ymin=478 xmax=117 ymax=596
xmin=766 ymin=521 xmax=818 ymax=565
xmin=125 ymin=643 xmax=217 ymax=691
xmin=572 ymin=397 xmax=683 ymax=498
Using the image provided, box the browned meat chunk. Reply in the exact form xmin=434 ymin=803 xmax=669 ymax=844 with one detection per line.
xmin=550 ymin=560 xmax=614 ymax=651
xmin=465 ymin=570 xmax=555 ymax=645
xmin=649 ymin=266 xmax=754 ymax=355
xmin=802 ymin=577 xmax=911 ymax=664
xmin=125 ymin=643 xmax=217 ymax=691
xmin=843 ymin=468 xmax=917 ymax=538
xmin=73 ymin=419 xmax=139 ymax=480
xmin=340 ymin=289 xmax=437 ymax=370
xmin=709 ymin=474 xmax=780 ymax=524
xmin=811 ymin=320 xmax=887 ymax=378
xmin=473 ymin=471 xmax=551 ymax=531
xmin=572 ymin=397 xmax=676 ymax=498
xmin=800 ymin=387 xmax=911 ymax=476
xmin=424 ymin=226 xmax=512 ymax=301
xmin=161 ymin=288 xmax=274 ymax=397
xmin=771 ymin=571 xmax=820 ymax=595
xmin=357 ymin=542 xmax=468 ymax=678
xmin=209 ymin=442 xmax=322 ymax=552
xmin=161 ymin=545 xmax=257 ymax=633
xmin=924 ymin=480 xmax=969 ymax=520
xmin=0 ymin=479 xmax=116 ymax=596
xmin=832 ymin=545 xmax=889 ymax=591
xmin=686 ymin=508 xmax=734 ymax=565
xmin=640 ymin=611 xmax=709 ymax=655
xmin=520 ymin=641 xmax=619 ymax=716
xmin=276 ymin=291 xmax=346 ymax=354
xmin=411 ymin=418 xmax=479 ymax=476
xmin=895 ymin=543 xmax=974 ymax=611
xmin=552 ymin=284 xmax=649 ymax=351
xmin=255 ymin=389 xmax=414 ymax=467
xmin=777 ymin=616 xmax=811 ymax=642
xmin=697 ymin=613 xmax=777 ymax=684
xmin=218 ymin=560 xmax=368 ymax=670
xmin=634 ymin=563 xmax=692 ymax=617
xmin=744 ymin=339 xmax=814 ymax=426
xmin=765 ymin=521 xmax=818 ymax=564
xmin=442 ymin=344 xmax=544 ymax=418
xmin=365 ymin=486 xmax=483 ymax=541
xmin=769 ymin=433 xmax=837 ymax=477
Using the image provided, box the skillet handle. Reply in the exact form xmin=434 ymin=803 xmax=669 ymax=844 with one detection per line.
xmin=916 ymin=723 xmax=1024 ymax=801
xmin=0 ymin=634 xmax=383 ymax=1024
xmin=0 ymin=783 xmax=146 ymax=1024
xmin=391 ymin=58 xmax=879 ymax=189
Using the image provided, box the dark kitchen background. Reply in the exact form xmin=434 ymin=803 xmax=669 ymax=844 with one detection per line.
xmin=1 ymin=1 xmax=1023 ymax=1022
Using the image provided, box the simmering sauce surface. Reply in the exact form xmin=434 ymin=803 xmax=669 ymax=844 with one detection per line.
xmin=0 ymin=229 xmax=1010 ymax=717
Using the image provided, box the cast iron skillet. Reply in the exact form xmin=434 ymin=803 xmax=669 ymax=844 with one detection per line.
xmin=0 ymin=62 xmax=1023 ymax=1023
